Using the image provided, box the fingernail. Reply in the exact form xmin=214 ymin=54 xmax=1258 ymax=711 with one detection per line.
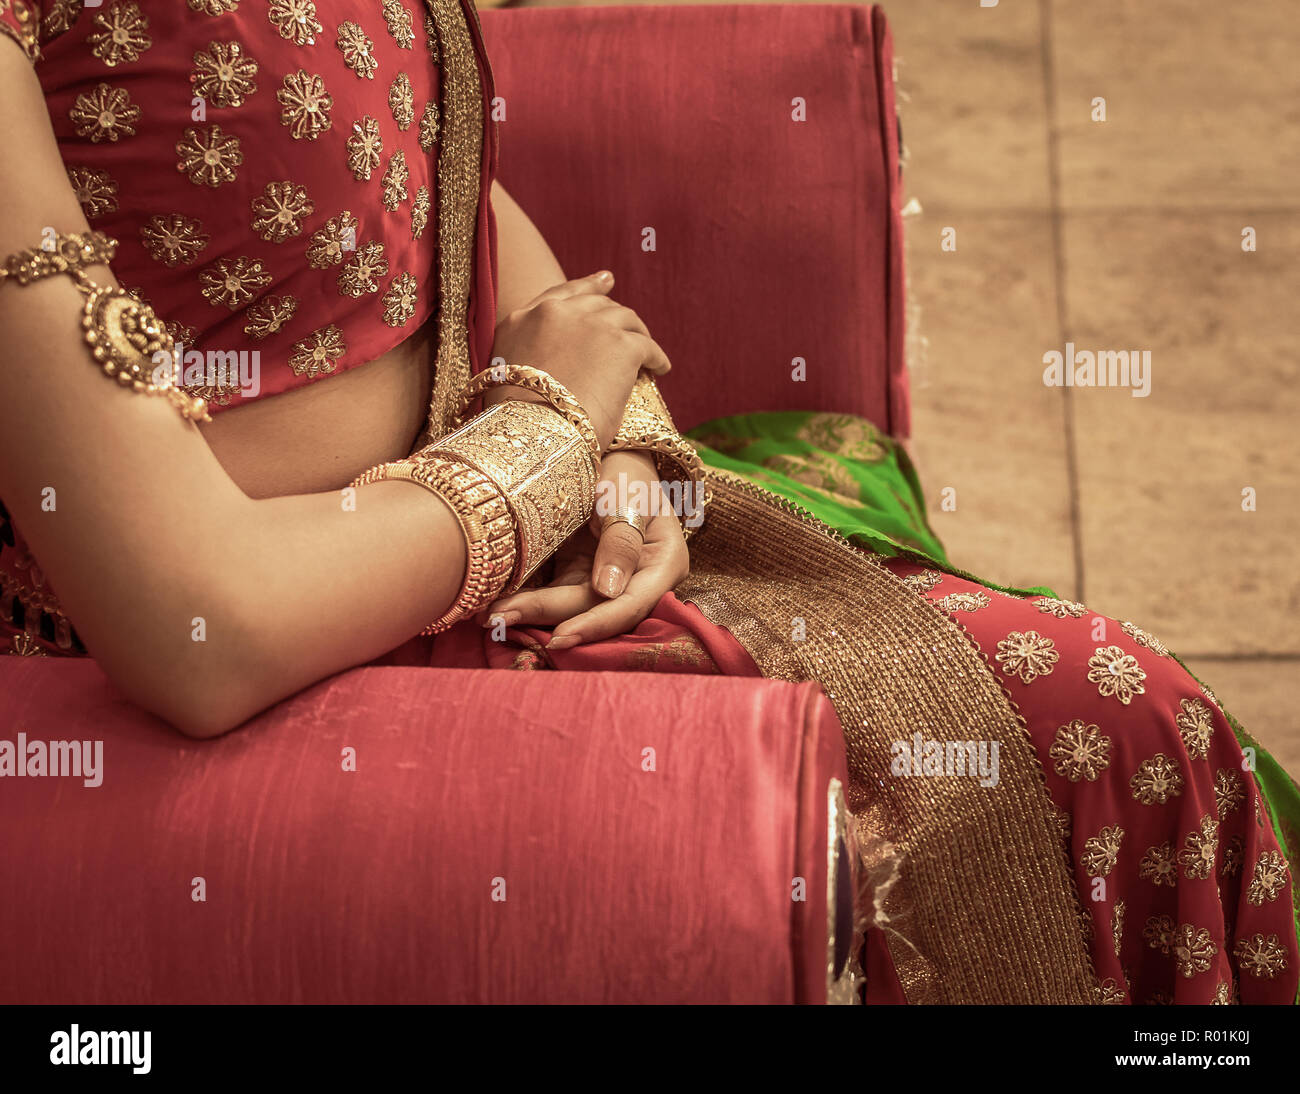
xmin=546 ymin=634 xmax=581 ymax=651
xmin=596 ymin=270 xmax=613 ymax=283
xmin=596 ymin=564 xmax=625 ymax=597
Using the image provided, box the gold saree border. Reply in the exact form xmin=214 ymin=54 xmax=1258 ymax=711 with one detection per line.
xmin=676 ymin=468 xmax=1100 ymax=1004
xmin=420 ymin=0 xmax=486 ymax=444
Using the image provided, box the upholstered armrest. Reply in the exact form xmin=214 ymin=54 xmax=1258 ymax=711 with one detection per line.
xmin=480 ymin=3 xmax=908 ymax=436
xmin=0 ymin=658 xmax=853 ymax=1003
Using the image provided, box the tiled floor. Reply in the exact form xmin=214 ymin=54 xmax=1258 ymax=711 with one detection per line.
xmin=503 ymin=0 xmax=1299 ymax=771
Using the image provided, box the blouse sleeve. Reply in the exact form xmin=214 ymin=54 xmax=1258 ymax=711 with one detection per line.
xmin=0 ymin=1 xmax=41 ymax=64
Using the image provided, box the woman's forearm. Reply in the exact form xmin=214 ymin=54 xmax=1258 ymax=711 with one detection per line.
xmin=491 ymin=180 xmax=567 ymax=319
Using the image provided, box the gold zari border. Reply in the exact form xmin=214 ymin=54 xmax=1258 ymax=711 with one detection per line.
xmin=675 ymin=468 xmax=1099 ymax=1004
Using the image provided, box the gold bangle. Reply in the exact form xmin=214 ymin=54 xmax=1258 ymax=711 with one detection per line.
xmin=431 ymin=400 xmax=598 ymax=592
xmin=0 ymin=230 xmax=209 ymax=423
xmin=455 ymin=362 xmax=601 ymax=471
xmin=351 ymin=454 xmax=517 ymax=635
xmin=608 ymin=371 xmax=711 ymax=539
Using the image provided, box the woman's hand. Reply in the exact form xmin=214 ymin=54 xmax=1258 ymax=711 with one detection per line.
xmin=487 ymin=271 xmax=671 ymax=451
xmin=482 ymin=451 xmax=689 ymax=648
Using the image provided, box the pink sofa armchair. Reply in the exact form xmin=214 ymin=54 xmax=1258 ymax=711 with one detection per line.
xmin=0 ymin=3 xmax=904 ymax=1005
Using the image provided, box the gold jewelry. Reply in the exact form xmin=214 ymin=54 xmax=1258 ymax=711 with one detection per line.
xmin=430 ymin=400 xmax=598 ymax=592
xmin=0 ymin=231 xmax=210 ymax=422
xmin=600 ymin=506 xmax=648 ymax=541
xmin=455 ymin=362 xmax=601 ymax=471
xmin=608 ymin=370 xmax=711 ymax=539
xmin=351 ymin=454 xmax=516 ymax=635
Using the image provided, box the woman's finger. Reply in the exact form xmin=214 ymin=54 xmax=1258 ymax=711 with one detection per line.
xmin=483 ymin=582 xmax=599 ymax=627
xmin=524 ymin=270 xmax=614 ymax=307
xmin=549 ymin=565 xmax=670 ymax=648
xmin=590 ymin=517 xmax=644 ymax=598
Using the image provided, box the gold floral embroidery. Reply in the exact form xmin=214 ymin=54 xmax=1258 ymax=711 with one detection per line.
xmin=191 ymin=40 xmax=258 ymax=108
xmin=423 ymin=10 xmax=439 ymax=65
xmin=175 ymin=124 xmax=243 ymax=187
xmin=1245 ymin=850 xmax=1289 ymax=906
xmin=626 ymin=635 xmax=712 ymax=671
xmin=1130 ymin=753 xmax=1184 ymax=805
xmin=411 ymin=184 xmax=430 ymax=240
xmin=337 ymin=241 xmax=388 ymax=297
xmin=418 ymin=100 xmax=440 ymax=152
xmin=1095 ymin=978 xmax=1125 ymax=1005
xmin=1174 ymin=697 xmax=1214 ymax=760
xmin=1120 ymin=620 xmax=1168 ymax=658
xmin=198 ymin=256 xmax=270 ymax=309
xmin=346 ymin=116 xmax=383 ymax=181
xmin=381 ymin=271 xmax=417 ymax=327
xmin=389 ymin=71 xmax=415 ymax=130
xmin=306 ymin=212 xmax=359 ymax=268
xmin=278 ymin=70 xmax=332 ymax=141
xmin=9 ymin=633 xmax=49 ymax=657
xmin=1048 ymin=719 xmax=1111 ymax=782
xmin=1234 ymin=933 xmax=1288 ymax=979
xmin=87 ymin=1 xmax=152 ymax=68
xmin=1201 ymin=681 xmax=1219 ymax=707
xmin=289 ymin=324 xmax=346 ymax=378
xmin=251 ymin=180 xmax=314 ymax=243
xmin=903 ymin=569 xmax=943 ymax=595
xmin=188 ymin=0 xmax=240 ymax=14
xmin=336 ymin=20 xmax=377 ymax=79
xmin=1139 ymin=842 xmax=1178 ymax=887
xmin=139 ymin=214 xmax=209 ymax=267
xmin=1214 ymin=768 xmax=1245 ymax=817
xmin=267 ymin=0 xmax=320 ymax=46
xmin=995 ymin=630 xmax=1059 ymax=684
xmin=1112 ymin=899 xmax=1125 ymax=958
xmin=1212 ymin=980 xmax=1232 ymax=1005
xmin=1220 ymin=835 xmax=1244 ymax=878
xmin=1177 ymin=814 xmax=1218 ymax=880
xmin=1142 ymin=914 xmax=1175 ymax=953
xmin=243 ymin=294 xmax=298 ymax=339
xmin=383 ymin=0 xmax=414 ymax=49
xmin=1087 ymin=645 xmax=1146 ymax=705
xmin=69 ymin=84 xmax=140 ymax=143
xmin=381 ymin=150 xmax=409 ymax=211
xmin=1035 ymin=597 xmax=1087 ymax=618
xmin=1169 ymin=924 xmax=1217 ymax=979
xmin=41 ymin=0 xmax=81 ymax=39
xmin=1081 ymin=825 xmax=1124 ymax=877
xmin=935 ymin=590 xmax=989 ymax=614
xmin=67 ymin=167 xmax=118 ymax=218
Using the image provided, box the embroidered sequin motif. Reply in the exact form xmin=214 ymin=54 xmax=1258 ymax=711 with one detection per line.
xmin=346 ymin=116 xmax=384 ymax=180
xmin=67 ymin=167 xmax=119 ymax=218
xmin=383 ymin=0 xmax=415 ymax=49
xmin=1234 ymin=934 xmax=1288 ymax=979
xmin=306 ymin=211 xmax=359 ymax=268
xmin=381 ymin=149 xmax=409 ymax=210
xmin=1035 ymin=597 xmax=1088 ymax=618
xmin=418 ymin=101 xmax=440 ymax=152
xmin=87 ymin=1 xmax=152 ymax=68
xmin=41 ymin=0 xmax=80 ymax=39
xmin=995 ymin=630 xmax=1059 ymax=684
xmin=903 ymin=569 xmax=943 ymax=595
xmin=1081 ymin=825 xmax=1124 ymax=877
xmin=289 ymin=324 xmax=346 ymax=378
xmin=1175 ymin=697 xmax=1214 ymax=760
xmin=267 ymin=0 xmax=320 ymax=46
xmin=1220 ymin=835 xmax=1245 ymax=879
xmin=1120 ymin=620 xmax=1168 ymax=658
xmin=188 ymin=0 xmax=240 ymax=15
xmin=199 ymin=256 xmax=271 ymax=309
xmin=277 ymin=70 xmax=332 ymax=140
xmin=411 ymin=184 xmax=430 ymax=240
xmin=1048 ymin=719 xmax=1111 ymax=782
xmin=935 ymin=590 xmax=989 ymax=614
xmin=191 ymin=40 xmax=258 ymax=108
xmin=336 ymin=21 xmax=378 ymax=79
xmin=139 ymin=214 xmax=210 ymax=267
xmin=389 ymin=71 xmax=415 ymax=130
xmin=1177 ymin=814 xmax=1218 ymax=880
xmin=175 ymin=124 xmax=243 ymax=187
xmin=381 ymin=271 xmax=417 ymax=327
xmin=1087 ymin=645 xmax=1146 ymax=705
xmin=250 ymin=180 xmax=313 ymax=243
xmin=337 ymin=241 xmax=388 ymax=297
xmin=1245 ymin=850 xmax=1289 ymax=906
xmin=243 ymin=294 xmax=298 ymax=339
xmin=1214 ymin=768 xmax=1245 ymax=817
xmin=1112 ymin=899 xmax=1125 ymax=958
xmin=70 ymin=84 xmax=141 ymax=143
xmin=1139 ymin=842 xmax=1178 ymax=887
xmin=1130 ymin=753 xmax=1184 ymax=806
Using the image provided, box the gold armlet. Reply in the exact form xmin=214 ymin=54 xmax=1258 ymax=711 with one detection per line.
xmin=430 ymin=400 xmax=598 ymax=593
xmin=0 ymin=231 xmax=209 ymax=423
xmin=351 ymin=455 xmax=517 ymax=636
xmin=455 ymin=362 xmax=601 ymax=471
xmin=608 ymin=371 xmax=711 ymax=540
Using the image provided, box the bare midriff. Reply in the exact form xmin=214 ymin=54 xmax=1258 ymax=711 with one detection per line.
xmin=198 ymin=318 xmax=436 ymax=500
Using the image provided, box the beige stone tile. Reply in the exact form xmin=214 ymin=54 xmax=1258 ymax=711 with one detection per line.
xmin=1049 ymin=0 xmax=1300 ymax=209
xmin=907 ymin=213 xmax=1076 ymax=596
xmin=1183 ymin=658 xmax=1300 ymax=778
xmin=1064 ymin=211 xmax=1300 ymax=653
